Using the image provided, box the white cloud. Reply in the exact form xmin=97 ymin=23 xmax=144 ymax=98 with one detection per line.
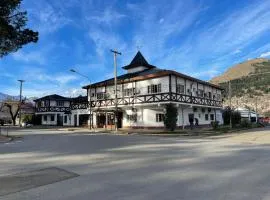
xmin=260 ymin=51 xmax=270 ymax=58
xmin=12 ymin=51 xmax=46 ymax=65
xmin=233 ymin=49 xmax=242 ymax=54
xmin=87 ymin=8 xmax=126 ymax=25
xmin=26 ymin=1 xmax=73 ymax=35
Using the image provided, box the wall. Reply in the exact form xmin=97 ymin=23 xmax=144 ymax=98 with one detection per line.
xmin=122 ymin=104 xmax=223 ymax=128
xmin=127 ymin=66 xmax=148 ymax=73
xmin=41 ymin=114 xmax=57 ymax=125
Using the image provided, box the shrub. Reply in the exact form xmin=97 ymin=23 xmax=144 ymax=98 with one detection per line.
xmin=211 ymin=121 xmax=219 ymax=130
xmin=241 ymin=119 xmax=252 ymax=128
xmin=164 ymin=104 xmax=178 ymax=131
xmin=22 ymin=114 xmax=33 ymax=123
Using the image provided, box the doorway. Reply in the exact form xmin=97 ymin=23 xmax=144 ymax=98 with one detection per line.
xmin=117 ymin=112 xmax=123 ymax=128
xmin=74 ymin=114 xmax=77 ymax=127
xmin=57 ymin=114 xmax=63 ymax=126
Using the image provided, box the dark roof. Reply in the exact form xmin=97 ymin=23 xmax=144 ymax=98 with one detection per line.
xmin=71 ymin=96 xmax=88 ymax=102
xmin=122 ymin=51 xmax=156 ymax=70
xmin=34 ymin=94 xmax=70 ymax=102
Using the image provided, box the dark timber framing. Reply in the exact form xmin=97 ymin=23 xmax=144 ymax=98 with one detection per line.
xmin=87 ymin=92 xmax=222 ymax=108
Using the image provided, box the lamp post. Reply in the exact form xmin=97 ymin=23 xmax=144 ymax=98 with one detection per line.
xmin=18 ymin=80 xmax=25 ymax=127
xmin=70 ymin=69 xmax=92 ymax=130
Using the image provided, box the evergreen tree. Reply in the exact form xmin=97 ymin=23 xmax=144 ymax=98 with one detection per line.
xmin=164 ymin=104 xmax=178 ymax=131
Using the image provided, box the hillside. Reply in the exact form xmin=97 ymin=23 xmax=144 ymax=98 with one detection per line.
xmin=211 ymin=58 xmax=269 ymax=84
xmin=210 ymin=58 xmax=270 ymax=117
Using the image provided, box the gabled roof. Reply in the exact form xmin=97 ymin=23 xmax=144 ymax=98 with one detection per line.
xmin=122 ymin=51 xmax=156 ymax=70
xmin=71 ymin=95 xmax=88 ymax=102
xmin=34 ymin=94 xmax=70 ymax=102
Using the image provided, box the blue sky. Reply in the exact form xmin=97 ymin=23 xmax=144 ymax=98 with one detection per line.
xmin=1 ymin=0 xmax=270 ymax=98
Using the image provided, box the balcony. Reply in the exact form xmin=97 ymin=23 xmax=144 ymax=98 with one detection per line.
xmin=36 ymin=106 xmax=71 ymax=112
xmin=90 ymin=92 xmax=222 ymax=108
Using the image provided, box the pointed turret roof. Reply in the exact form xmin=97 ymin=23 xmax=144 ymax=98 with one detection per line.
xmin=122 ymin=51 xmax=156 ymax=70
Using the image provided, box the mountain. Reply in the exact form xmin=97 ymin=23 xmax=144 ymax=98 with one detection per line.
xmin=210 ymin=58 xmax=270 ymax=117
xmin=0 ymin=92 xmax=20 ymax=101
xmin=211 ymin=58 xmax=269 ymax=84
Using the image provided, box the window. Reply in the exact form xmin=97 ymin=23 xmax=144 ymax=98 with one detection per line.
xmin=202 ymin=108 xmax=205 ymax=113
xmin=193 ymin=107 xmax=197 ymax=112
xmin=64 ymin=115 xmax=67 ymax=123
xmin=96 ymin=92 xmax=105 ymax=99
xmin=44 ymin=115 xmax=47 ymax=121
xmin=127 ymin=114 xmax=137 ymax=122
xmin=91 ymin=93 xmax=95 ymax=97
xmin=156 ymin=113 xmax=164 ymax=122
xmin=123 ymin=88 xmax=135 ymax=97
xmin=51 ymin=115 xmax=55 ymax=121
xmin=176 ymin=84 xmax=185 ymax=94
xmin=148 ymin=84 xmax=161 ymax=94
xmin=56 ymin=101 xmax=64 ymax=107
xmin=208 ymin=92 xmax=212 ymax=99
xmin=205 ymin=114 xmax=209 ymax=121
xmin=44 ymin=100 xmax=50 ymax=106
xmin=198 ymin=89 xmax=204 ymax=97
xmin=217 ymin=94 xmax=221 ymax=100
xmin=37 ymin=101 xmax=42 ymax=107
xmin=210 ymin=114 xmax=214 ymax=121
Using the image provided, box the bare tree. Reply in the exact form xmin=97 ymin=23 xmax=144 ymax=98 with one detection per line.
xmin=3 ymin=100 xmax=21 ymax=125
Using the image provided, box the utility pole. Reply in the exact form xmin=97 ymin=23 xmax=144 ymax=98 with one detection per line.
xmin=110 ymin=49 xmax=121 ymax=132
xmin=229 ymin=80 xmax=232 ymax=129
xmin=18 ymin=80 xmax=25 ymax=127
xmin=255 ymin=97 xmax=258 ymax=123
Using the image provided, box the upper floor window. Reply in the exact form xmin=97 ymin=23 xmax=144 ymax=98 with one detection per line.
xmin=96 ymin=92 xmax=107 ymax=100
xmin=37 ymin=101 xmax=42 ymax=107
xmin=217 ymin=94 xmax=221 ymax=100
xmin=148 ymin=84 xmax=161 ymax=94
xmin=176 ymin=84 xmax=185 ymax=94
xmin=197 ymin=89 xmax=204 ymax=97
xmin=56 ymin=101 xmax=64 ymax=107
xmin=44 ymin=100 xmax=50 ymax=107
xmin=208 ymin=92 xmax=212 ymax=99
xmin=123 ymin=88 xmax=135 ymax=97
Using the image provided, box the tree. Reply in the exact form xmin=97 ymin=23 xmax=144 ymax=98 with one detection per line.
xmin=222 ymin=107 xmax=241 ymax=127
xmin=164 ymin=104 xmax=178 ymax=131
xmin=0 ymin=0 xmax=38 ymax=57
xmin=3 ymin=100 xmax=21 ymax=125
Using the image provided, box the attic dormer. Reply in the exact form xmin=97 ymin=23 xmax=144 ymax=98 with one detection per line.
xmin=122 ymin=51 xmax=156 ymax=73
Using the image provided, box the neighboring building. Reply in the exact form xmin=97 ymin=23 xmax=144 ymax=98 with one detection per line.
xmin=34 ymin=94 xmax=71 ymax=126
xmin=82 ymin=51 xmax=224 ymax=129
xmin=235 ymin=107 xmax=258 ymax=122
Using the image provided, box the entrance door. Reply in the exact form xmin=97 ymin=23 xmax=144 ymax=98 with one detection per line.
xmin=117 ymin=112 xmax=123 ymax=128
xmin=97 ymin=114 xmax=106 ymax=128
xmin=188 ymin=113 xmax=194 ymax=124
xmin=57 ymin=114 xmax=63 ymax=126
xmin=74 ymin=114 xmax=77 ymax=127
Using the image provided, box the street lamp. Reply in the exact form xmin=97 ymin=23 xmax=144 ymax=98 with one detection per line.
xmin=70 ymin=69 xmax=92 ymax=130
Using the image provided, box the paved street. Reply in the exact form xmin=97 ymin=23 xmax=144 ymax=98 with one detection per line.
xmin=1 ymin=128 xmax=270 ymax=200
